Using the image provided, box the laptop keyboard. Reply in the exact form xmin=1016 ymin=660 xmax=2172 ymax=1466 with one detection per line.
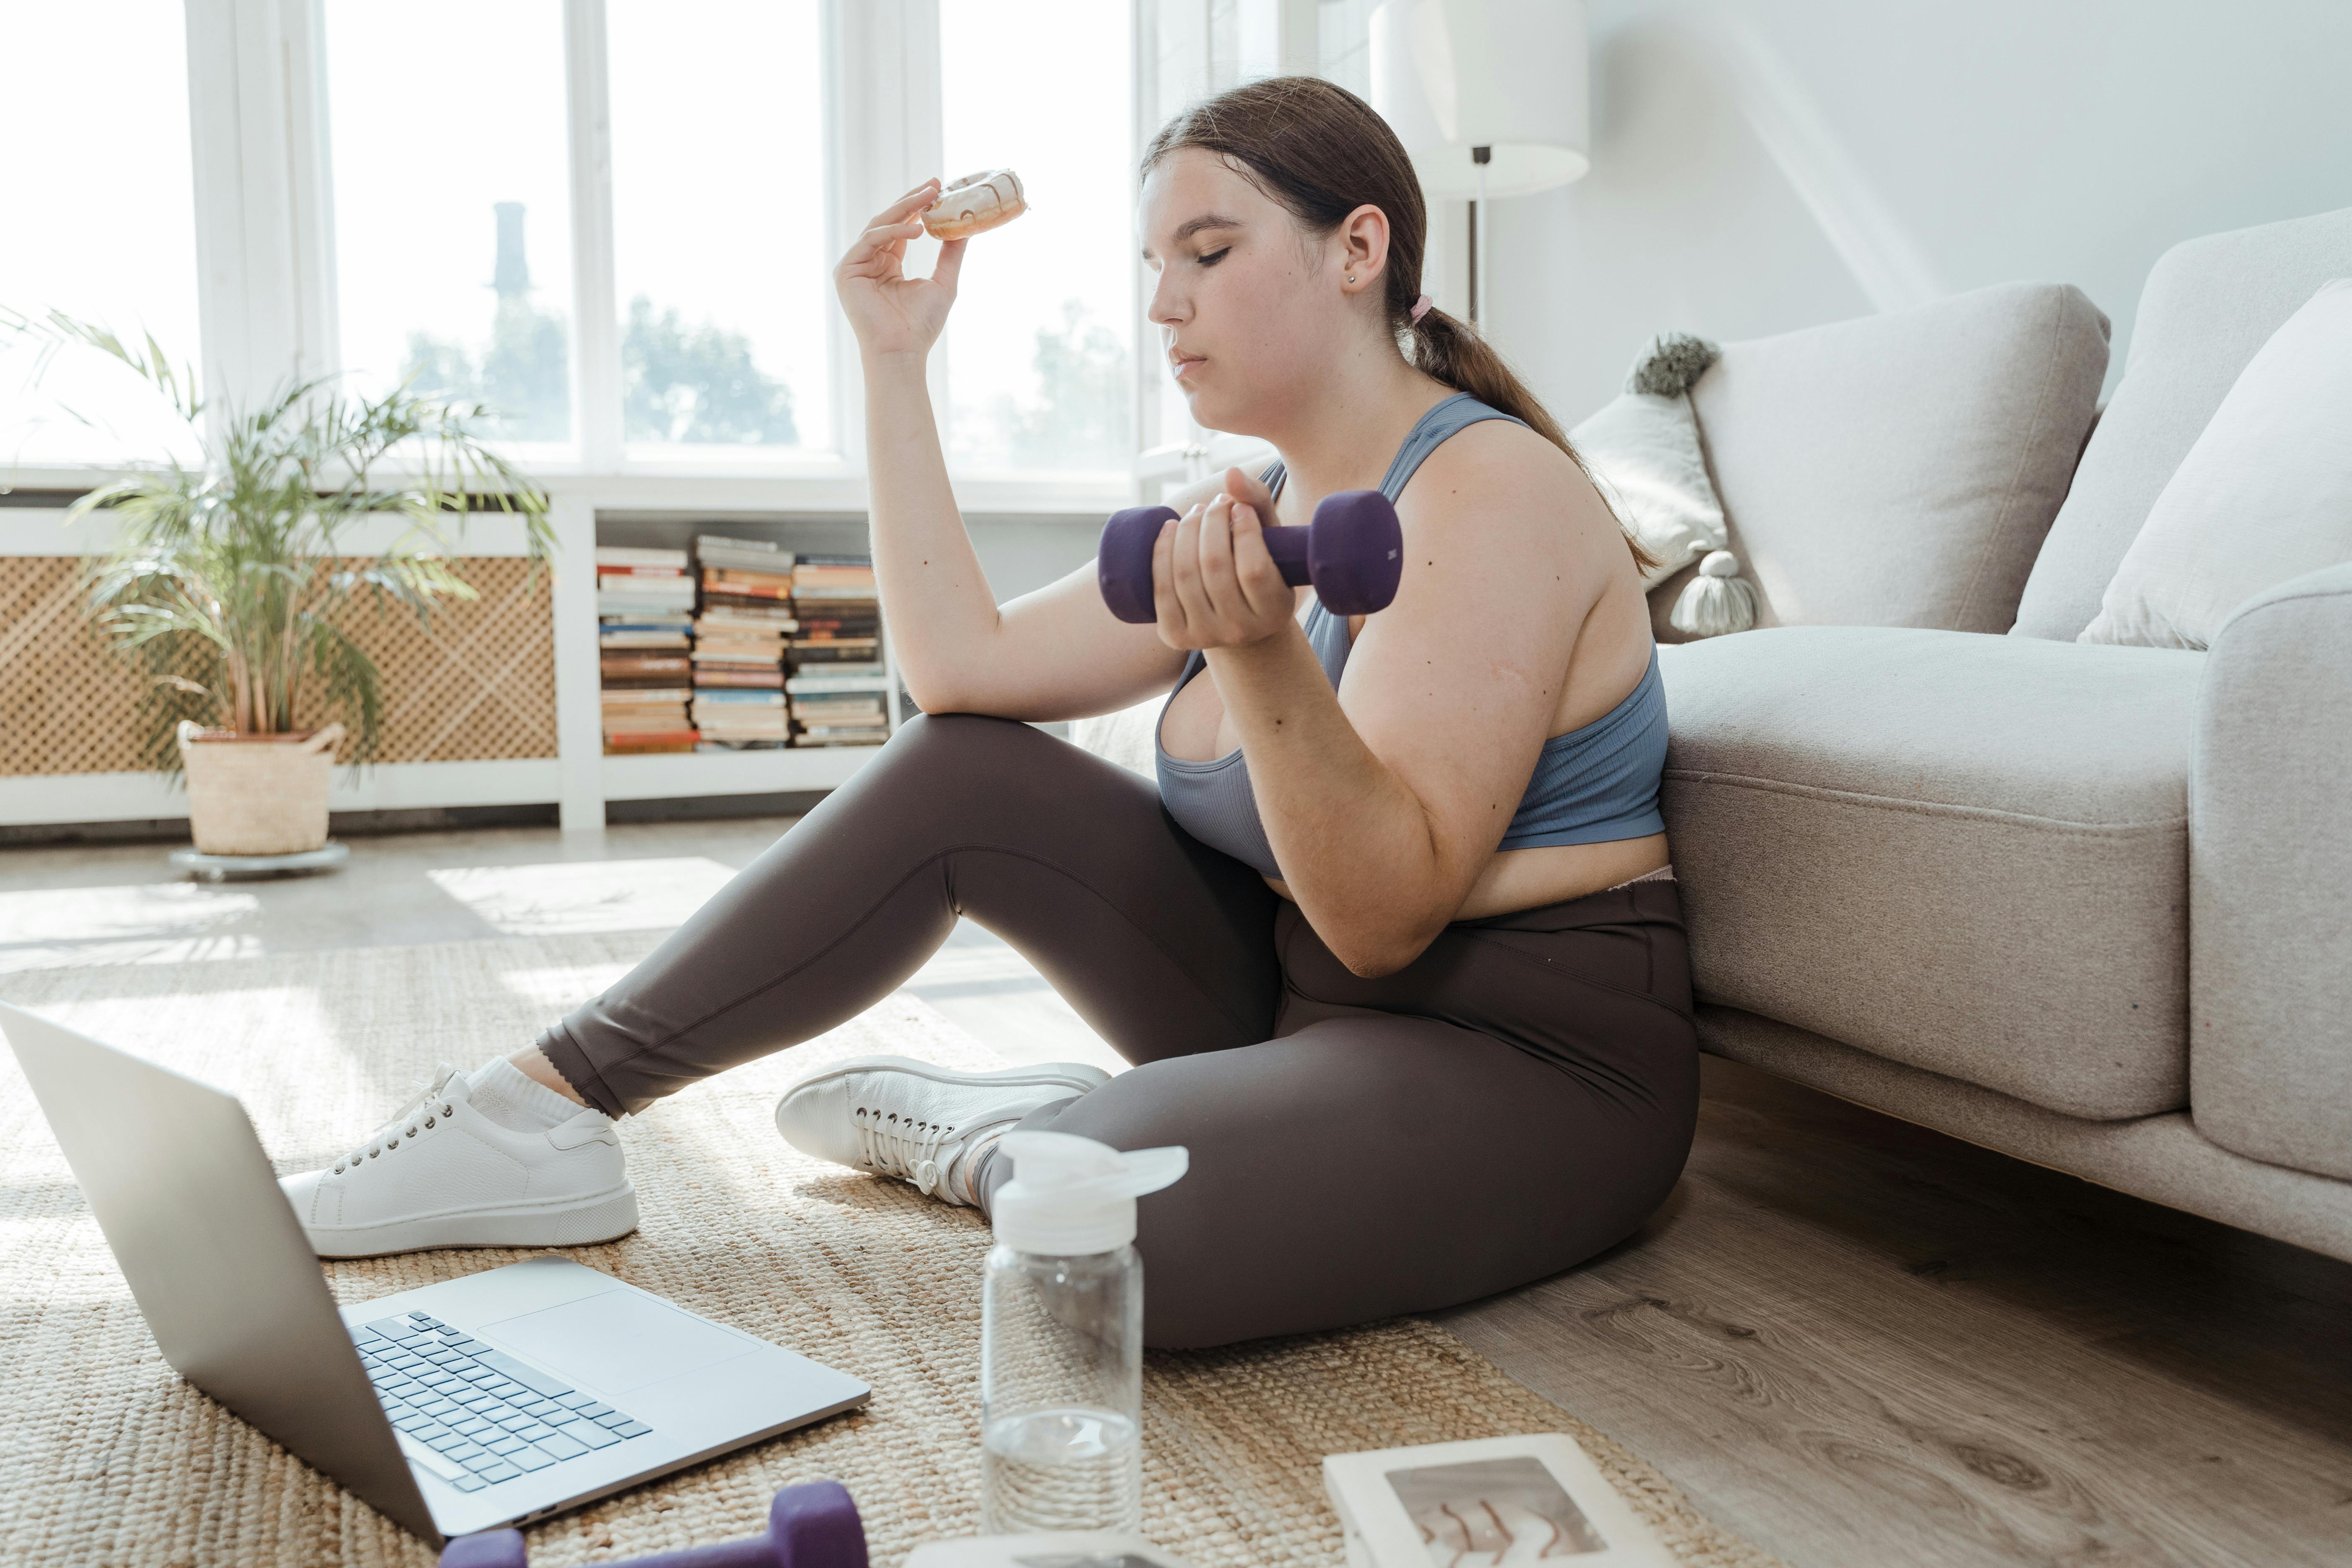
xmin=354 ymin=1309 xmax=654 ymax=1492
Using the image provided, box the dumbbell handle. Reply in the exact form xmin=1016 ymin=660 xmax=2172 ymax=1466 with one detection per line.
xmin=1108 ymin=510 xmax=1323 ymax=588
xmin=1095 ymin=490 xmax=1402 ymax=624
xmin=600 ymin=1543 xmax=772 ymax=1568
xmin=1255 ymin=524 xmax=1316 ymax=586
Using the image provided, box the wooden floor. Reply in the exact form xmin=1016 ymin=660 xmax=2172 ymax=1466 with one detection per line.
xmin=5 ymin=820 xmax=2347 ymax=1566
xmin=1439 ymin=1056 xmax=2352 ymax=1568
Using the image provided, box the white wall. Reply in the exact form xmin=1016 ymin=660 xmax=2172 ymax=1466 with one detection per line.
xmin=1415 ymin=0 xmax=2352 ymax=424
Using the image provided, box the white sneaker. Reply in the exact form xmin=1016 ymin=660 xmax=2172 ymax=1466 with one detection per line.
xmin=774 ymin=1056 xmax=1110 ymax=1206
xmin=279 ymin=1065 xmax=639 ymax=1257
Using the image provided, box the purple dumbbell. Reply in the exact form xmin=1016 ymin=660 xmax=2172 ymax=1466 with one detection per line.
xmin=437 ymin=1480 xmax=867 ymax=1568
xmin=1096 ymin=489 xmax=1405 ymax=624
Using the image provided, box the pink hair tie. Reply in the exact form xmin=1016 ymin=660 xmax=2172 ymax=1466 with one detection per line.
xmin=1410 ymin=294 xmax=1434 ymax=323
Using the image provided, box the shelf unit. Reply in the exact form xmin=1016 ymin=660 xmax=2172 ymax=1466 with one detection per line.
xmin=583 ymin=507 xmax=903 ymax=825
xmin=0 ymin=501 xmax=1100 ymax=833
xmin=600 ymin=743 xmax=875 ymax=802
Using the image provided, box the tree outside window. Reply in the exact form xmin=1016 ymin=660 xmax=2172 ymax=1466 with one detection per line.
xmin=403 ymin=204 xmax=799 ymax=448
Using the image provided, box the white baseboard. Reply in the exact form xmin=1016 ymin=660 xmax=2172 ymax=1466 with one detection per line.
xmin=599 ymin=745 xmax=874 ymax=801
xmin=0 ymin=758 xmax=564 ymax=825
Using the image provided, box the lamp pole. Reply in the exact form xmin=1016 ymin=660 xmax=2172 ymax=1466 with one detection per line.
xmin=1470 ymin=145 xmax=1491 ymax=326
xmin=1370 ymin=0 xmax=1590 ymax=331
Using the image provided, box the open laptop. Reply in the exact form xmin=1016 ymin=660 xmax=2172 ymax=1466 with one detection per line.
xmin=1 ymin=1000 xmax=870 ymax=1546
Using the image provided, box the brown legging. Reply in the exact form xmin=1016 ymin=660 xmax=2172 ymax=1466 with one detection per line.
xmin=538 ymin=714 xmax=1698 ymax=1348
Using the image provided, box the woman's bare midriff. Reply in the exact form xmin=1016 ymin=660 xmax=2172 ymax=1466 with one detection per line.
xmin=1158 ymin=594 xmax=1671 ymax=921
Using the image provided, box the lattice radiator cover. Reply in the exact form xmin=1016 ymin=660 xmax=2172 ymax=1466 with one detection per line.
xmin=0 ymin=557 xmax=556 ymax=776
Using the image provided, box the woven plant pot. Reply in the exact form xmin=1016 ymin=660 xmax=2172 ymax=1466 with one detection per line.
xmin=176 ymin=721 xmax=345 ymax=856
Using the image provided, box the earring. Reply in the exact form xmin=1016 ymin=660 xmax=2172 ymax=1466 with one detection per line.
xmin=1345 ymin=274 xmax=1356 ymax=284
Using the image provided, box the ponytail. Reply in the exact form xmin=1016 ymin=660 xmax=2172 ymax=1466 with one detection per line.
xmin=1145 ymin=76 xmax=1658 ymax=574
xmin=1409 ymin=305 xmax=1568 ymax=450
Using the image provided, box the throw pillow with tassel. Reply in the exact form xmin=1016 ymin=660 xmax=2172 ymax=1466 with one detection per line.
xmin=1569 ymin=331 xmax=1758 ymax=637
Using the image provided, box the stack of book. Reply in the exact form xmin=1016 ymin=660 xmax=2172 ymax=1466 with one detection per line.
xmin=690 ymin=534 xmax=794 ymax=750
xmin=789 ymin=554 xmax=888 ymax=746
xmin=786 ymin=662 xmax=893 ymax=746
xmin=597 ymin=547 xmax=697 ymax=754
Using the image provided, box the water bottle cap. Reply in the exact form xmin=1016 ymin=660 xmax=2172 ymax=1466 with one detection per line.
xmin=990 ymin=1132 xmax=1188 ymax=1254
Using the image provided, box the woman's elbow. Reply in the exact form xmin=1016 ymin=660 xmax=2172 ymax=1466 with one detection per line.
xmin=1323 ymin=916 xmax=1442 ymax=979
xmin=900 ymin=659 xmax=996 ymax=716
xmin=900 ymin=673 xmax=963 ymax=714
xmin=1336 ymin=947 xmax=1414 ymax=980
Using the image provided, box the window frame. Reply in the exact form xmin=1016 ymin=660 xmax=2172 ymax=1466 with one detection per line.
xmin=6 ymin=0 xmax=1143 ymax=515
xmin=1131 ymin=0 xmax=1317 ymax=501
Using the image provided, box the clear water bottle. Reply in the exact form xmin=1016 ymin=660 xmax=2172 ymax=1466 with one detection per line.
xmin=981 ymin=1131 xmax=1188 ymax=1537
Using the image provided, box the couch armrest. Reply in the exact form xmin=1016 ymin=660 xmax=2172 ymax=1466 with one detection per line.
xmin=2191 ymin=561 xmax=2352 ymax=1180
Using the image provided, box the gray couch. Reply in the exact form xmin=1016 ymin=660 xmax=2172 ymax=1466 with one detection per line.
xmin=1657 ymin=203 xmax=2352 ymax=1261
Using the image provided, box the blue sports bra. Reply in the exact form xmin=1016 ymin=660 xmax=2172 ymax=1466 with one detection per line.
xmin=1153 ymin=391 xmax=1669 ymax=880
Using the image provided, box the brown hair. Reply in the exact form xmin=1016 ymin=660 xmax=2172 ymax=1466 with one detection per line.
xmin=1144 ymin=76 xmax=1654 ymax=572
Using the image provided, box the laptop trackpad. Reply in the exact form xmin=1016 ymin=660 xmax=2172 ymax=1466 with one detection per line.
xmin=479 ymin=1289 xmax=756 ymax=1394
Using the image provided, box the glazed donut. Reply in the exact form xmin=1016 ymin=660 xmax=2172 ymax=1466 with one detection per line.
xmin=923 ymin=169 xmax=1027 ymax=240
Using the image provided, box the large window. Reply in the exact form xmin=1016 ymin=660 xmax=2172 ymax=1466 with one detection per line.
xmin=606 ymin=0 xmax=831 ymax=460
xmin=325 ymin=0 xmax=574 ymax=445
xmin=939 ymin=0 xmax=1135 ymax=478
xmin=6 ymin=0 xmax=1164 ymax=501
xmin=0 ymin=1 xmax=201 ymax=466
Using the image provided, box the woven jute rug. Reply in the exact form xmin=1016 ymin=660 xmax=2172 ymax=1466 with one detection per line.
xmin=0 ymin=935 xmax=1783 ymax=1568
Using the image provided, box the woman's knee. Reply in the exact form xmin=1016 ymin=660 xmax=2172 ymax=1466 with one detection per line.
xmin=855 ymin=712 xmax=1146 ymax=810
xmin=872 ymin=710 xmax=1049 ymax=771
xmin=806 ymin=712 xmax=1128 ymax=844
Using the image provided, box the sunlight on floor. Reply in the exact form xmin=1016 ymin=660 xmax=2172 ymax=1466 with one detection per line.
xmin=0 ymin=883 xmax=264 ymax=972
xmin=497 ymin=961 xmax=642 ymax=1014
xmin=905 ymin=937 xmax=1058 ymax=997
xmin=427 ymin=858 xmax=740 ymax=937
xmin=7 ymin=982 xmax=342 ymax=1135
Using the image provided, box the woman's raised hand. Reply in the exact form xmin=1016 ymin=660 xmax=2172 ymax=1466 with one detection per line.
xmin=835 ymin=179 xmax=967 ymax=361
xmin=1151 ymin=466 xmax=1298 ymax=651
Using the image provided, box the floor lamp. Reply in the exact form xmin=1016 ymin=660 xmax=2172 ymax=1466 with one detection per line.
xmin=1369 ymin=0 xmax=1591 ymax=326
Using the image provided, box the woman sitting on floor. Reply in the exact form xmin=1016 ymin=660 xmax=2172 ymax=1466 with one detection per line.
xmin=283 ymin=77 xmax=1696 ymax=1351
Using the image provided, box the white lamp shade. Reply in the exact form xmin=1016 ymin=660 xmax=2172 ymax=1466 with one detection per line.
xmin=1370 ymin=0 xmax=1591 ymax=198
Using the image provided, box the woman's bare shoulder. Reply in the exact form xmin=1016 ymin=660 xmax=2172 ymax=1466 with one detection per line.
xmin=1397 ymin=415 xmax=1623 ymax=559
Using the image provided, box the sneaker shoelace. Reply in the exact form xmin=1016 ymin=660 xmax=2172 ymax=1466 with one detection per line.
xmin=334 ymin=1064 xmax=463 ymax=1176
xmin=851 ymin=1104 xmax=965 ymax=1199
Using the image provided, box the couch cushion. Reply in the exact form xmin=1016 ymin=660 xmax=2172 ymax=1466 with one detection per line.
xmin=1680 ymin=282 xmax=2108 ymax=639
xmin=2011 ymin=203 xmax=2352 ymax=641
xmin=2080 ymin=279 xmax=2352 ymax=649
xmin=1658 ymin=626 xmax=2202 ymax=1120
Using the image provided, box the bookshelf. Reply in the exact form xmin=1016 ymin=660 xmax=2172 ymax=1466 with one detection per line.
xmin=581 ymin=508 xmax=897 ymax=819
xmin=559 ymin=505 xmax=1100 ymax=830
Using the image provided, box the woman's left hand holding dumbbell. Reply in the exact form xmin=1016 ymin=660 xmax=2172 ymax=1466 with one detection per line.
xmin=834 ymin=179 xmax=965 ymax=361
xmin=1152 ymin=466 xmax=1298 ymax=651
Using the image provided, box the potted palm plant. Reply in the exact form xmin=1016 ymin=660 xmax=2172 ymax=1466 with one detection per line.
xmin=14 ymin=314 xmax=555 ymax=860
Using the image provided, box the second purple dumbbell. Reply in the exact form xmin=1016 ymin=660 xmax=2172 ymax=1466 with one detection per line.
xmin=1096 ymin=489 xmax=1405 ymax=624
xmin=437 ymin=1480 xmax=866 ymax=1568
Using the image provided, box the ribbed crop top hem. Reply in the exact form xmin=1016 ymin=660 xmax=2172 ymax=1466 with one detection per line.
xmin=1494 ymin=647 xmax=1668 ymax=850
